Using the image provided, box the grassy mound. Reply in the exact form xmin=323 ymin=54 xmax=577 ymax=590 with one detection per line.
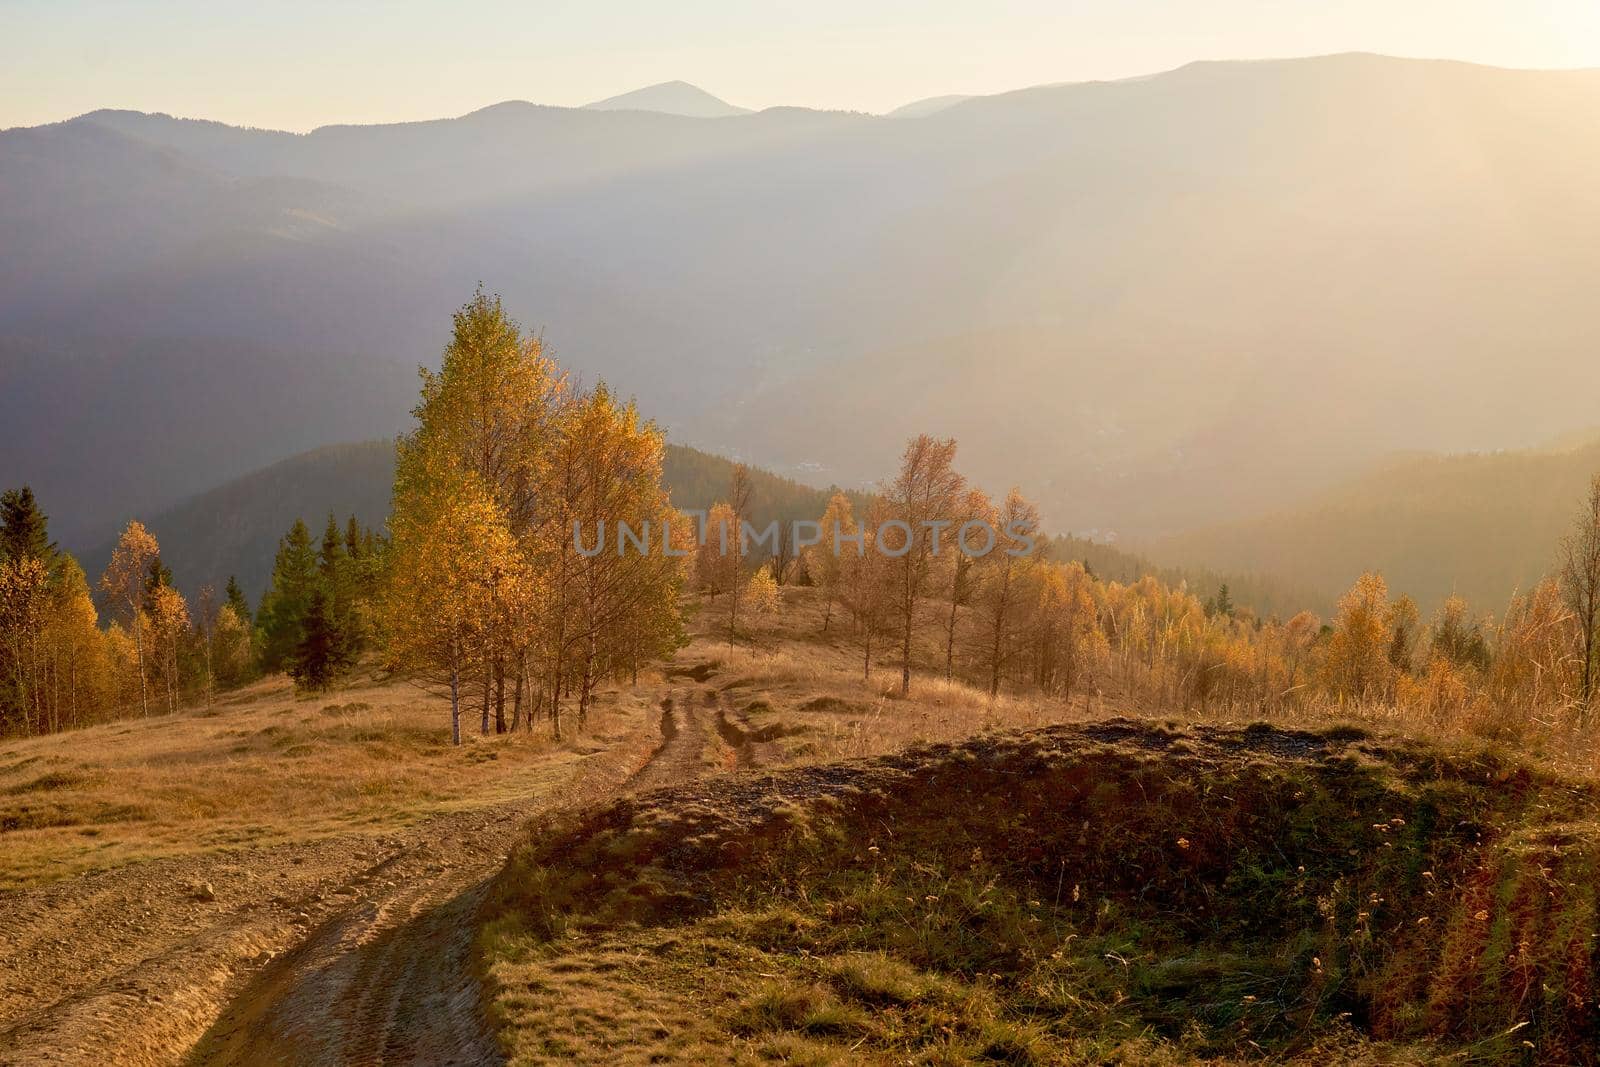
xmin=480 ymin=720 xmax=1600 ymax=1064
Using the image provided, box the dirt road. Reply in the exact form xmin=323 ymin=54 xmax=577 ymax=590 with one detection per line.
xmin=191 ymin=691 xmax=715 ymax=1067
xmin=0 ymin=688 xmax=727 ymax=1067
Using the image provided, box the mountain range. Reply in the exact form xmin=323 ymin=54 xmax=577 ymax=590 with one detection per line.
xmin=6 ymin=53 xmax=1600 ymax=573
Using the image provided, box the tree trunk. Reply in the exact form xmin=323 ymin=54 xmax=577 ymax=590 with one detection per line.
xmin=900 ymin=610 xmax=913 ymax=696
xmin=578 ymin=632 xmax=596 ymax=730
xmin=481 ymin=671 xmax=491 ymax=734
xmin=510 ymin=664 xmax=524 ymax=732
xmin=988 ymin=606 xmax=1004 ymax=697
xmin=134 ymin=614 xmax=148 ymax=717
xmin=494 ymin=659 xmax=507 ymax=734
xmin=551 ymin=673 xmax=563 ymax=740
xmin=449 ymin=663 xmax=462 ymax=746
xmin=1582 ymin=620 xmax=1596 ymax=712
xmin=944 ymin=595 xmax=960 ymax=680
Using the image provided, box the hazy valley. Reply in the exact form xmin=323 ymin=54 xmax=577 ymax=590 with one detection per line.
xmin=11 ymin=53 xmax=1600 ymax=552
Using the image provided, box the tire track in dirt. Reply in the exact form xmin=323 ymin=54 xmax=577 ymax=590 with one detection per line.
xmin=624 ymin=694 xmax=712 ymax=794
xmin=712 ymin=690 xmax=783 ymax=770
xmin=186 ymin=683 xmax=720 ymax=1067
xmin=0 ymin=832 xmax=410 ymax=1067
xmin=186 ymin=805 xmax=516 ymax=1067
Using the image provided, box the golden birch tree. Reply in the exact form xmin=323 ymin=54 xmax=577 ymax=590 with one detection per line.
xmin=99 ymin=520 xmax=159 ymax=717
xmin=810 ymin=492 xmax=856 ymax=634
xmin=886 ymin=435 xmax=965 ymax=694
xmin=1558 ymin=473 xmax=1600 ymax=714
xmin=386 ymin=455 xmax=526 ymax=745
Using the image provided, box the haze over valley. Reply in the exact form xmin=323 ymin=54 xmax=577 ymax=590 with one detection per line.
xmin=9 ymin=52 xmax=1600 ymax=606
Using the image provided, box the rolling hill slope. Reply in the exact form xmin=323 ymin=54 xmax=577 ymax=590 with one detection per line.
xmin=1155 ymin=437 xmax=1600 ymax=615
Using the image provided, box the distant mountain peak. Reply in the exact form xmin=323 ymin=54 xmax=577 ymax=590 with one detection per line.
xmin=582 ymin=81 xmax=750 ymax=118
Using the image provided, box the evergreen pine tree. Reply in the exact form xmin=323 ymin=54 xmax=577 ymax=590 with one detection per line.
xmin=258 ymin=519 xmax=318 ymax=671
xmin=0 ymin=486 xmax=57 ymax=565
xmin=320 ymin=512 xmax=366 ymax=667
xmin=345 ymin=514 xmax=364 ymax=560
xmin=144 ymin=556 xmax=174 ymax=598
xmin=289 ymin=590 xmax=338 ymax=691
xmin=224 ymin=575 xmax=252 ymax=627
xmin=143 ymin=555 xmax=174 ymax=609
xmin=319 ymin=512 xmax=346 ymax=578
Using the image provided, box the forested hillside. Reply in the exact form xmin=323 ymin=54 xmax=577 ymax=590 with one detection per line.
xmin=1049 ymin=534 xmax=1319 ymax=621
xmin=75 ymin=443 xmax=395 ymax=605
xmin=76 ymin=441 xmax=868 ymax=603
xmin=72 ymin=435 xmax=1320 ymax=620
xmin=1158 ymin=436 xmax=1600 ymax=613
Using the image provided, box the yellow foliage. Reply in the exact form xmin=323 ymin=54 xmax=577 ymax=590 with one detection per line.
xmin=1324 ymin=572 xmax=1394 ymax=702
xmin=747 ymin=568 xmax=780 ymax=615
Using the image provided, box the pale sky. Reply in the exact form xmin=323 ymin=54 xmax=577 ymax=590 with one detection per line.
xmin=4 ymin=0 xmax=1599 ymax=131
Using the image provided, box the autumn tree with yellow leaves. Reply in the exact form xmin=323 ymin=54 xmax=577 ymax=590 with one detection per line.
xmin=146 ymin=581 xmax=191 ymax=715
xmin=1030 ymin=560 xmax=1101 ymax=704
xmin=841 ymin=500 xmax=897 ymax=682
xmin=726 ymin=463 xmax=754 ymax=645
xmin=556 ymin=384 xmax=684 ymax=729
xmin=100 ymin=520 xmax=160 ymax=717
xmin=970 ymin=488 xmax=1040 ymax=697
xmin=0 ymin=555 xmax=50 ymax=732
xmin=695 ymin=503 xmax=738 ymax=602
xmin=1558 ymin=473 xmax=1600 ymax=715
xmin=1324 ymin=572 xmax=1394 ymax=704
xmin=809 ymin=492 xmax=856 ymax=635
xmin=941 ymin=488 xmax=994 ymax=680
xmin=383 ymin=292 xmax=684 ymax=742
xmin=1 ymin=490 xmax=118 ymax=735
xmin=387 ymin=452 xmax=528 ymax=745
xmin=886 ymin=435 xmax=965 ymax=695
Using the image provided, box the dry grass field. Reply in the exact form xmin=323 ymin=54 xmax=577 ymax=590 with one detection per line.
xmin=9 ymin=586 xmax=1600 ymax=1064
xmin=476 ymin=590 xmax=1600 ymax=1065
xmin=0 ymin=664 xmax=668 ymax=1065
xmin=0 ymin=666 xmax=657 ymax=890
xmin=0 ymin=586 xmax=1047 ymax=890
